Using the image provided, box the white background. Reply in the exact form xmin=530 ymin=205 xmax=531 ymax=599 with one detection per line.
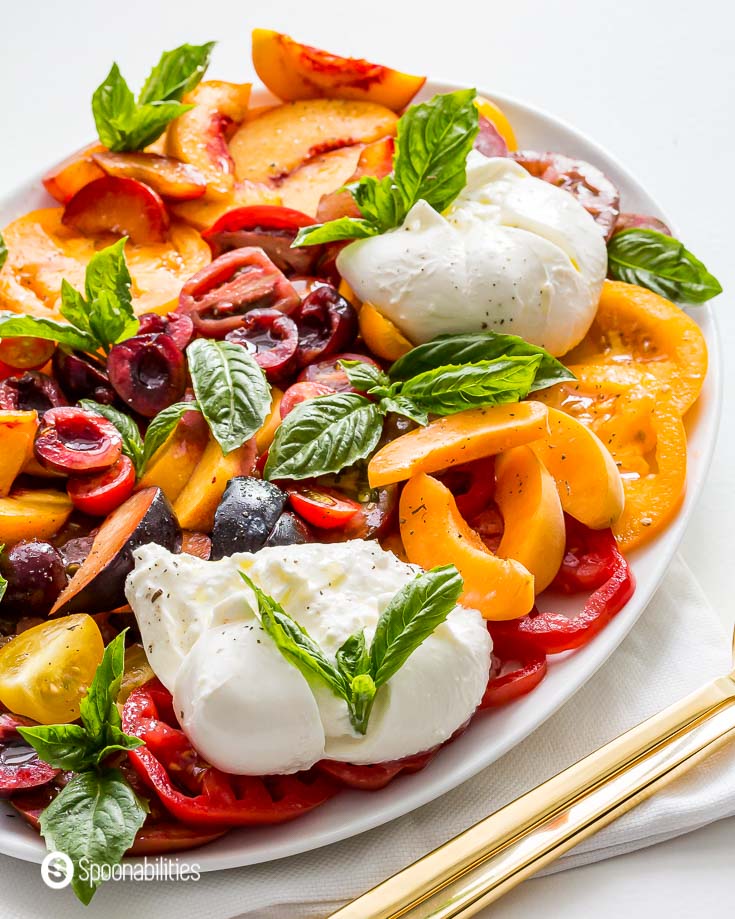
xmin=2 ymin=0 xmax=734 ymax=914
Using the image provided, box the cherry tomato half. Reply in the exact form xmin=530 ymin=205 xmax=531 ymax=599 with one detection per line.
xmin=297 ymin=352 xmax=380 ymax=393
xmin=67 ymin=455 xmax=136 ymax=516
xmin=0 ymin=337 xmax=56 ymax=371
xmin=279 ymin=381 xmax=332 ymax=419
xmin=286 ymin=485 xmax=361 ymax=529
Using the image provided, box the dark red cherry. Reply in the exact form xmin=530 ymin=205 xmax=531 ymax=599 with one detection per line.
xmin=136 ymin=312 xmax=194 ymax=351
xmin=292 ymin=286 xmax=358 ymax=367
xmin=225 ymin=309 xmax=299 ymax=380
xmin=52 ymin=348 xmax=115 ymax=404
xmin=34 ymin=406 xmax=123 ymax=474
xmin=107 ymin=333 xmax=186 ymax=418
xmin=0 ymin=372 xmax=67 ymax=413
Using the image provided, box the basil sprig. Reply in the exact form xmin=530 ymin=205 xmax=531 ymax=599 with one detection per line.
xmin=607 ymin=228 xmax=722 ymax=304
xmin=0 ymin=238 xmax=137 ymax=355
xmin=264 ymin=343 xmax=550 ymax=481
xmin=293 ymin=89 xmax=479 ymax=247
xmin=241 ymin=564 xmax=462 ymax=734
xmin=19 ymin=633 xmax=147 ymax=904
xmin=92 ymin=42 xmax=215 ymax=152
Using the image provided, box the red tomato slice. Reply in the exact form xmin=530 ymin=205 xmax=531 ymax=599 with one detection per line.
xmin=67 ymin=454 xmax=136 ymax=516
xmin=297 ymin=352 xmax=380 ymax=394
xmin=436 ymin=456 xmax=496 ymax=520
xmin=202 ymin=205 xmax=315 ymax=236
xmin=286 ymin=484 xmax=361 ymax=529
xmin=315 ymin=749 xmax=437 ymax=790
xmin=479 ymin=635 xmax=547 ymax=709
xmin=279 ymin=381 xmax=332 ymax=419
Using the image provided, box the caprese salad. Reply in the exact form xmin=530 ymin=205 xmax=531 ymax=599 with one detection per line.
xmin=0 ymin=29 xmax=720 ymax=903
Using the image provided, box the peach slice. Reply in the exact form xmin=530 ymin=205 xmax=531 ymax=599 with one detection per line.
xmin=0 ymin=411 xmax=38 ymax=497
xmin=316 ymin=136 xmax=394 ymax=223
xmin=165 ymin=80 xmax=251 ymax=198
xmin=252 ymin=29 xmax=426 ymax=112
xmin=229 ymin=99 xmax=398 ymax=185
xmin=495 ymin=446 xmax=565 ymax=593
xmin=368 ymin=402 xmax=549 ymax=488
xmin=400 ymin=473 xmax=535 ymax=620
xmin=0 ymin=208 xmax=210 ymax=319
xmin=530 ymin=406 xmax=625 ymax=529
xmin=255 ymin=387 xmax=284 ymax=454
xmin=278 ymin=145 xmax=363 ymax=217
xmin=170 ymin=181 xmax=280 ymax=231
xmin=92 ymin=151 xmax=207 ymax=201
xmin=137 ymin=410 xmax=210 ymax=504
xmin=173 ymin=435 xmax=257 ymax=531
xmin=42 ymin=143 xmax=106 ymax=204
xmin=0 ymin=488 xmax=73 ymax=544
xmin=62 ymin=176 xmax=169 ymax=245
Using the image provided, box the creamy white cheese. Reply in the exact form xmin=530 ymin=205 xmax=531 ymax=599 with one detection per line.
xmin=125 ymin=541 xmax=492 ymax=775
xmin=337 ymin=152 xmax=607 ymax=356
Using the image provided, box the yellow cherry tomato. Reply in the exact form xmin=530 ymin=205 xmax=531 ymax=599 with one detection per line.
xmin=0 ymin=614 xmax=104 ymax=724
xmin=475 ymin=96 xmax=518 ymax=151
xmin=118 ymin=643 xmax=155 ymax=705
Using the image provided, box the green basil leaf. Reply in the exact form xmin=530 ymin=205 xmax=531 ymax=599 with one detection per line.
xmin=0 ymin=312 xmax=98 ymax=352
xmin=389 ymin=331 xmax=575 ymax=392
xmin=350 ymin=175 xmax=405 ymax=232
xmin=335 ymin=630 xmax=370 ymax=684
xmin=38 ymin=768 xmax=148 ymax=905
xmin=0 ymin=232 xmax=7 ymax=271
xmin=378 ymin=394 xmax=429 ymax=425
xmin=187 ymin=339 xmax=271 ymax=454
xmin=293 ymin=217 xmax=379 ymax=247
xmin=80 ymin=400 xmax=144 ymax=476
xmin=139 ymin=41 xmax=215 ymax=104
xmin=240 ymin=572 xmax=348 ymax=700
xmin=141 ymin=402 xmax=201 ymax=470
xmin=264 ymin=393 xmax=384 ymax=481
xmin=84 ymin=238 xmax=137 ymax=348
xmin=607 ymin=228 xmax=722 ymax=304
xmin=59 ymin=280 xmax=93 ymax=335
xmin=339 ymin=359 xmax=390 ymax=393
xmin=0 ymin=544 xmax=6 ymax=603
xmin=370 ymin=565 xmax=463 ymax=688
xmin=397 ymin=356 xmax=540 ymax=416
xmin=347 ymin=672 xmax=377 ymax=735
xmin=79 ymin=631 xmax=127 ymax=736
xmin=92 ymin=63 xmax=138 ymax=151
xmin=392 ymin=88 xmax=479 ymax=216
xmin=17 ymin=723 xmax=95 ymax=772
xmin=93 ymin=724 xmax=144 ymax=766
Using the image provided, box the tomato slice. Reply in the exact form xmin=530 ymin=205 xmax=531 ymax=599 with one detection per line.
xmin=279 ymin=381 xmax=332 ymax=419
xmin=67 ymin=455 xmax=136 ymax=517
xmin=297 ymin=352 xmax=381 ymax=394
xmin=286 ymin=484 xmax=361 ymax=529
xmin=436 ymin=457 xmax=496 ymax=520
xmin=0 ymin=719 xmax=59 ymax=796
xmin=122 ymin=681 xmax=340 ymax=827
xmin=480 ymin=634 xmax=547 ymax=708
xmin=316 ymin=750 xmax=437 ymax=790
xmin=203 ymin=205 xmax=316 ymax=236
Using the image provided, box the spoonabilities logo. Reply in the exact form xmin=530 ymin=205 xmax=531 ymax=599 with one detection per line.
xmin=41 ymin=851 xmax=74 ymax=890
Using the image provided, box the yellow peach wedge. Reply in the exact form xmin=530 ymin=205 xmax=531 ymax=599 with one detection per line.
xmin=0 ymin=411 xmax=38 ymax=497
xmin=137 ymin=411 xmax=210 ymax=504
xmin=359 ymin=302 xmax=413 ymax=362
xmin=0 ymin=488 xmax=73 ymax=544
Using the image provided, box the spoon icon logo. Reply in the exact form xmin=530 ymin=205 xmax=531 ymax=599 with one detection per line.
xmin=41 ymin=851 xmax=74 ymax=890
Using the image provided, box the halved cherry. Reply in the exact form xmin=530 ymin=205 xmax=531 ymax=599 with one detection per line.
xmin=52 ymin=348 xmax=114 ymax=404
xmin=286 ymin=484 xmax=361 ymax=529
xmin=92 ymin=151 xmax=207 ymax=201
xmin=225 ymin=309 xmax=299 ymax=380
xmin=292 ymin=285 xmax=358 ymax=366
xmin=136 ymin=312 xmax=194 ymax=351
xmin=279 ymin=381 xmax=332 ymax=419
xmin=107 ymin=333 xmax=187 ymax=418
xmin=62 ymin=175 xmax=170 ymax=245
xmin=0 ymin=338 xmax=56 ymax=371
xmin=0 ymin=372 xmax=67 ymax=413
xmin=67 ymin=455 xmax=136 ymax=517
xmin=34 ymin=406 xmax=122 ymax=474
xmin=177 ymin=248 xmax=300 ymax=338
xmin=202 ymin=205 xmax=320 ymax=275
xmin=297 ymin=352 xmax=380 ymax=393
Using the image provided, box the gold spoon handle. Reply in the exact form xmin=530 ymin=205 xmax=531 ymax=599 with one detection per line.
xmin=329 ymin=675 xmax=735 ymax=919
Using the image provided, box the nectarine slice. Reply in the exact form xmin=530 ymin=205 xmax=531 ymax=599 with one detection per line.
xmin=92 ymin=151 xmax=207 ymax=201
xmin=368 ymin=402 xmax=549 ymax=488
xmin=0 ymin=411 xmax=38 ymax=497
xmin=62 ymin=176 xmax=169 ymax=245
xmin=495 ymin=445 xmax=565 ymax=593
xmin=42 ymin=143 xmax=106 ymax=204
xmin=252 ymin=29 xmax=426 ymax=112
xmin=530 ymin=406 xmax=624 ymax=529
xmin=316 ymin=136 xmax=394 ymax=223
xmin=400 ymin=473 xmax=534 ymax=620
xmin=170 ymin=181 xmax=280 ymax=231
xmin=0 ymin=488 xmax=72 ymax=544
xmin=278 ymin=145 xmax=363 ymax=217
xmin=229 ymin=99 xmax=397 ymax=185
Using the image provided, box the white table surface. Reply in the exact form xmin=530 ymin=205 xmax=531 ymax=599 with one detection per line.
xmin=2 ymin=0 xmax=734 ymax=914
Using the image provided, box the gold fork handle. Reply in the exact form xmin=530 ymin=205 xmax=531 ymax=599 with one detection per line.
xmin=329 ymin=675 xmax=735 ymax=919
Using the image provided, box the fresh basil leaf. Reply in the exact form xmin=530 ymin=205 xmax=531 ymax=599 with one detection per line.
xmin=59 ymin=279 xmax=93 ymax=335
xmin=350 ymin=175 xmax=405 ymax=232
xmin=124 ymin=101 xmax=193 ymax=151
xmin=336 ymin=630 xmax=370 ymax=684
xmin=187 ymin=339 xmax=270 ymax=454
xmin=80 ymin=400 xmax=144 ymax=476
xmin=139 ymin=41 xmax=215 ymax=104
xmin=264 ymin=393 xmax=384 ymax=481
xmin=39 ymin=767 xmax=148 ymax=905
xmin=378 ymin=394 xmax=429 ymax=426
xmin=0 ymin=312 xmax=98 ymax=352
xmin=141 ymin=402 xmax=201 ymax=470
xmin=92 ymin=63 xmax=138 ymax=151
xmin=607 ymin=228 xmax=722 ymax=304
xmin=241 ymin=572 xmax=348 ymax=700
xmin=16 ymin=723 xmax=95 ymax=772
xmin=389 ymin=331 xmax=575 ymax=392
xmin=293 ymin=217 xmax=379 ymax=247
xmin=339 ymin=359 xmax=390 ymax=393
xmin=392 ymin=88 xmax=479 ymax=216
xmin=84 ymin=238 xmax=137 ymax=348
xmin=0 ymin=232 xmax=7 ymax=271
xmin=0 ymin=544 xmax=6 ymax=603
xmin=79 ymin=631 xmax=127 ymax=736
xmin=93 ymin=724 xmax=144 ymax=766
xmin=348 ymin=672 xmax=378 ymax=735
xmin=397 ymin=356 xmax=540 ymax=416
xmin=370 ymin=565 xmax=463 ymax=688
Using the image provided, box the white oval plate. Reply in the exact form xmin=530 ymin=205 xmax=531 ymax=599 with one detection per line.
xmin=0 ymin=80 xmax=721 ymax=870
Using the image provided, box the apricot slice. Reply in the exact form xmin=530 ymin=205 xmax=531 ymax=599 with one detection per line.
xmin=92 ymin=151 xmax=207 ymax=200
xmin=252 ymin=29 xmax=426 ymax=111
xmin=359 ymin=302 xmax=413 ymax=361
xmin=229 ymin=99 xmax=397 ymax=186
xmin=0 ymin=208 xmax=210 ymax=319
xmin=530 ymin=406 xmax=624 ymax=529
xmin=368 ymin=402 xmax=549 ymax=488
xmin=62 ymin=176 xmax=169 ymax=245
xmin=565 ymin=280 xmax=708 ymax=415
xmin=165 ymin=80 xmax=252 ymax=197
xmin=400 ymin=473 xmax=534 ymax=620
xmin=42 ymin=143 xmax=106 ymax=204
xmin=173 ymin=436 xmax=257 ymax=531
xmin=278 ymin=145 xmax=363 ymax=217
xmin=0 ymin=488 xmax=72 ymax=544
xmin=137 ymin=410 xmax=210 ymax=503
xmin=0 ymin=411 xmax=38 ymax=497
xmin=495 ymin=446 xmax=565 ymax=593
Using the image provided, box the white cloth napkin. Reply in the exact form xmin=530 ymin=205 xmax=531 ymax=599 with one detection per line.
xmin=2 ymin=554 xmax=733 ymax=919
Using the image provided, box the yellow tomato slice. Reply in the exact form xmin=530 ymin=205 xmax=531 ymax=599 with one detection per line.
xmin=0 ymin=614 xmax=104 ymax=724
xmin=475 ymin=96 xmax=518 ymax=151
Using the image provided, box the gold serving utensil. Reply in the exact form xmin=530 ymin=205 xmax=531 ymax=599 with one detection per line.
xmin=329 ymin=628 xmax=735 ymax=919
